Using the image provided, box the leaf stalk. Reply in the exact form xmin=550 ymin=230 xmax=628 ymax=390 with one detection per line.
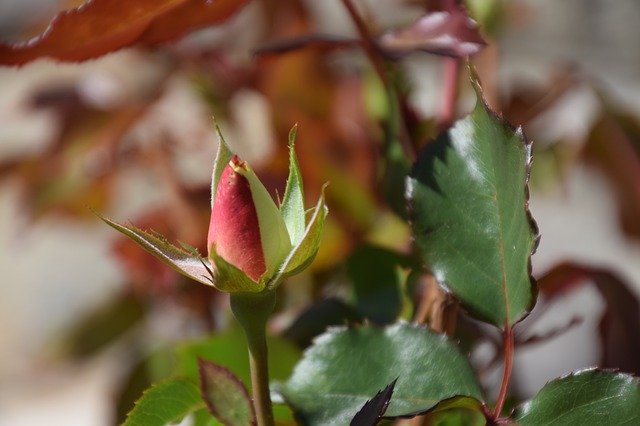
xmin=493 ymin=324 xmax=514 ymax=418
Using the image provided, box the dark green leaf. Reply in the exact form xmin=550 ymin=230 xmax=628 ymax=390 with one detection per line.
xmin=123 ymin=377 xmax=204 ymax=426
xmin=350 ymin=379 xmax=396 ymax=426
xmin=347 ymin=245 xmax=411 ymax=325
xmin=406 ymin=73 xmax=537 ymax=327
xmin=98 ymin=214 xmax=214 ymax=287
xmin=513 ymin=369 xmax=640 ymax=425
xmin=198 ymin=359 xmax=255 ymax=426
xmin=279 ymin=323 xmax=482 ymax=425
xmin=61 ymin=293 xmax=144 ymax=359
xmin=420 ymin=396 xmax=487 ymax=426
xmin=116 ymin=357 xmax=153 ymax=424
xmin=284 ymin=298 xmax=361 ymax=348
xmin=281 ymin=124 xmax=307 ymax=245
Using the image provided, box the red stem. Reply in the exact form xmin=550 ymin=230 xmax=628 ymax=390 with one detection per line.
xmin=493 ymin=325 xmax=514 ymax=418
xmin=439 ymin=57 xmax=460 ymax=129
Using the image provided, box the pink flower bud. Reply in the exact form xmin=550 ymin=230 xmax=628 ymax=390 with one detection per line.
xmin=208 ymin=156 xmax=292 ymax=282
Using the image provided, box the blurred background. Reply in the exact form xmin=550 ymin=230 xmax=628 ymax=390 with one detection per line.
xmin=0 ymin=0 xmax=639 ymax=424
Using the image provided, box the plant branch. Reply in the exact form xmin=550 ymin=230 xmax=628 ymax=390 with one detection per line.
xmin=340 ymin=0 xmax=415 ymax=160
xmin=493 ymin=324 xmax=514 ymax=418
xmin=230 ymin=292 xmax=277 ymax=426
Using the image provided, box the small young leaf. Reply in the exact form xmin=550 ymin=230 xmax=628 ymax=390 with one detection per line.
xmin=513 ymin=369 xmax=640 ymax=425
xmin=279 ymin=322 xmax=482 ymax=425
xmin=406 ymin=71 xmax=538 ymax=328
xmin=350 ymin=379 xmax=396 ymax=426
xmin=198 ymin=359 xmax=256 ymax=426
xmin=281 ymin=125 xmax=307 ymax=245
xmin=123 ymin=377 xmax=204 ymax=426
xmin=98 ymin=214 xmax=214 ymax=287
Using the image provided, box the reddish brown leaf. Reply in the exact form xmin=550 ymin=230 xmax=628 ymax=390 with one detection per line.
xmin=0 ymin=0 xmax=251 ymax=66
xmin=537 ymin=262 xmax=640 ymax=376
xmin=583 ymin=114 xmax=640 ymax=238
xmin=379 ymin=5 xmax=486 ymax=58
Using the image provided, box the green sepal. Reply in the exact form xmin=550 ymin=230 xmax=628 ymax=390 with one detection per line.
xmin=268 ymin=185 xmax=328 ymax=290
xmin=97 ymin=213 xmax=214 ymax=287
xmin=209 ymin=244 xmax=264 ymax=293
xmin=211 ymin=122 xmax=233 ymax=210
xmin=280 ymin=124 xmax=306 ymax=245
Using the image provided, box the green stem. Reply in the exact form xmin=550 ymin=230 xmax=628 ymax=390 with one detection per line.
xmin=230 ymin=291 xmax=277 ymax=426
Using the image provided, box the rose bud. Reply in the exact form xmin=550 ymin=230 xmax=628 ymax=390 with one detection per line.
xmin=98 ymin=125 xmax=327 ymax=294
xmin=208 ymin=155 xmax=292 ymax=282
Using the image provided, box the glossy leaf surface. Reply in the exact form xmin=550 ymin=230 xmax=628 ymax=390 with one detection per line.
xmin=198 ymin=359 xmax=255 ymax=426
xmin=279 ymin=323 xmax=482 ymax=425
xmin=0 ymin=0 xmax=251 ymax=65
xmin=407 ymin=77 xmax=537 ymax=327
xmin=514 ymin=369 xmax=640 ymax=425
xmin=123 ymin=378 xmax=204 ymax=426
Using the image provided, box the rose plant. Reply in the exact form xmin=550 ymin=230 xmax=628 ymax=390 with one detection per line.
xmin=99 ymin=126 xmax=327 ymax=426
xmin=4 ymin=0 xmax=636 ymax=425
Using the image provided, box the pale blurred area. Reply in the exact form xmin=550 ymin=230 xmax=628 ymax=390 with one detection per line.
xmin=0 ymin=0 xmax=639 ymax=425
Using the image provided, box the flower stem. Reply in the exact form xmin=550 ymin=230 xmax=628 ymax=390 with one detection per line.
xmin=230 ymin=291 xmax=277 ymax=426
xmin=493 ymin=324 xmax=514 ymax=418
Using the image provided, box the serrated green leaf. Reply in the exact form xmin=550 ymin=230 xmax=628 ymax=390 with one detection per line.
xmin=211 ymin=123 xmax=233 ymax=210
xmin=279 ymin=322 xmax=482 ymax=425
xmin=209 ymin=244 xmax=263 ymax=292
xmin=406 ymin=75 xmax=537 ymax=327
xmin=123 ymin=377 xmax=204 ymax=426
xmin=513 ymin=369 xmax=640 ymax=425
xmin=281 ymin=125 xmax=306 ymax=245
xmin=269 ymin=186 xmax=328 ymax=288
xmin=198 ymin=359 xmax=255 ymax=426
xmin=98 ymin=214 xmax=214 ymax=287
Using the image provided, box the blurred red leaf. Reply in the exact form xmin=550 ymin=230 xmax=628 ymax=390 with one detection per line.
xmin=379 ymin=5 xmax=486 ymax=58
xmin=537 ymin=262 xmax=640 ymax=376
xmin=0 ymin=0 xmax=251 ymax=66
xmin=584 ymin=114 xmax=640 ymax=238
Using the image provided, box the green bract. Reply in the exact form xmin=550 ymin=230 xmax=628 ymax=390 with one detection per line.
xmin=99 ymin=125 xmax=327 ymax=294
